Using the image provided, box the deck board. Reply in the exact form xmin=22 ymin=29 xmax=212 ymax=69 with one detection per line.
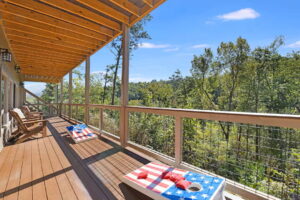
xmin=18 ymin=141 xmax=32 ymax=200
xmin=0 ymin=117 xmax=154 ymax=200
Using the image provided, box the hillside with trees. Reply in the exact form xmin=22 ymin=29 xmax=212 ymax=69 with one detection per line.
xmin=39 ymin=24 xmax=300 ymax=199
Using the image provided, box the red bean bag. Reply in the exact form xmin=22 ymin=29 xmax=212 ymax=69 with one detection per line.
xmin=176 ymin=180 xmax=192 ymax=190
xmin=137 ymin=171 xmax=148 ymax=179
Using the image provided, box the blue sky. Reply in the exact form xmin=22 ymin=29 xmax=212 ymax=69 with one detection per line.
xmin=25 ymin=0 xmax=300 ymax=95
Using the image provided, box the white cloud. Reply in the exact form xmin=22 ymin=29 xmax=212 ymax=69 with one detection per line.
xmin=217 ymin=8 xmax=260 ymax=21
xmin=287 ymin=41 xmax=300 ymax=48
xmin=192 ymin=44 xmax=210 ymax=49
xmin=164 ymin=47 xmax=179 ymax=52
xmin=138 ymin=42 xmax=170 ymax=49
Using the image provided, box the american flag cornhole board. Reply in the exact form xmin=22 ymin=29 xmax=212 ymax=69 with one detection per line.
xmin=66 ymin=124 xmax=98 ymax=143
xmin=123 ymin=162 xmax=225 ymax=200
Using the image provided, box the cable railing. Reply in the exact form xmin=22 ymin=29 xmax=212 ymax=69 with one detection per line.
xmin=38 ymin=103 xmax=300 ymax=200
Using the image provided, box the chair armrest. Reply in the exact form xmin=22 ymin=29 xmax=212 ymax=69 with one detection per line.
xmin=23 ymin=118 xmax=41 ymax=122
xmin=23 ymin=120 xmax=47 ymax=125
xmin=29 ymin=112 xmax=43 ymax=115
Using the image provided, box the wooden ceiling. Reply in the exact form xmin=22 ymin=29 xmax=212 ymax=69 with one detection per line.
xmin=0 ymin=0 xmax=165 ymax=83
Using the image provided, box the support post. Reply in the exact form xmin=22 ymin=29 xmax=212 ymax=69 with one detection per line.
xmin=84 ymin=57 xmax=90 ymax=124
xmin=68 ymin=71 xmax=72 ymax=119
xmin=60 ymin=79 xmax=63 ymax=116
xmin=0 ymin=66 xmax=2 ymax=134
xmin=99 ymin=108 xmax=103 ymax=132
xmin=22 ymin=87 xmax=26 ymax=106
xmin=55 ymin=83 xmax=59 ymax=115
xmin=120 ymin=24 xmax=130 ymax=147
xmin=175 ymin=116 xmax=183 ymax=166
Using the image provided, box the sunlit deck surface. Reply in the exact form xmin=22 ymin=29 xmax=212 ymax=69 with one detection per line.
xmin=0 ymin=117 xmax=153 ymax=200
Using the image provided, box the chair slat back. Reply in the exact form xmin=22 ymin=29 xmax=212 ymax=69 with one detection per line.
xmin=21 ymin=106 xmax=31 ymax=116
xmin=9 ymin=110 xmax=28 ymax=132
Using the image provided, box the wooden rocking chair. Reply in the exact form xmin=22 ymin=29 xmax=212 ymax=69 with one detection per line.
xmin=21 ymin=106 xmax=43 ymax=119
xmin=9 ymin=109 xmax=47 ymax=144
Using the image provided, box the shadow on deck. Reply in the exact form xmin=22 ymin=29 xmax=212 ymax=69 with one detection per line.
xmin=0 ymin=117 xmax=154 ymax=200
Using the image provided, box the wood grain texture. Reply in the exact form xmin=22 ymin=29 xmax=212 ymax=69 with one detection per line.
xmin=0 ymin=117 xmax=155 ymax=200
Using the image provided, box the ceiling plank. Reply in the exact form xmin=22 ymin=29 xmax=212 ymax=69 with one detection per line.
xmin=22 ymin=69 xmax=67 ymax=76
xmin=5 ymin=29 xmax=94 ymax=52
xmin=21 ymin=66 xmax=69 ymax=73
xmin=38 ymin=0 xmax=121 ymax=31
xmin=143 ymin=0 xmax=153 ymax=7
xmin=13 ymin=51 xmax=82 ymax=63
xmin=0 ymin=3 xmax=109 ymax=42
xmin=130 ymin=0 xmax=165 ymax=26
xmin=11 ymin=46 xmax=84 ymax=61
xmin=5 ymin=0 xmax=114 ymax=36
xmin=19 ymin=61 xmax=73 ymax=69
xmin=3 ymin=20 xmax=103 ymax=47
xmin=76 ymin=0 xmax=130 ymax=24
xmin=108 ymin=0 xmax=140 ymax=17
xmin=16 ymin=56 xmax=78 ymax=65
xmin=8 ymin=36 xmax=89 ymax=56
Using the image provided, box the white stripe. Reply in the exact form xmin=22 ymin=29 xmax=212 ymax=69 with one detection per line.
xmin=142 ymin=166 xmax=165 ymax=175
xmin=148 ymin=163 xmax=187 ymax=175
xmin=126 ymin=174 xmax=168 ymax=193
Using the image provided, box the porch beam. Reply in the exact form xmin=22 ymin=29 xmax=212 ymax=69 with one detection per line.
xmin=120 ymin=24 xmax=129 ymax=147
xmin=84 ymin=57 xmax=90 ymax=124
xmin=68 ymin=71 xmax=72 ymax=118
xmin=60 ymin=79 xmax=63 ymax=116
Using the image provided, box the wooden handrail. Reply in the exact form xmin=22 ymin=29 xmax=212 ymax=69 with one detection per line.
xmin=126 ymin=106 xmax=300 ymax=129
xmin=58 ymin=103 xmax=300 ymax=129
xmin=25 ymin=89 xmax=58 ymax=111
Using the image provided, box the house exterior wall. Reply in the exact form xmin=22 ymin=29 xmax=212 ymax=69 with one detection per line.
xmin=0 ymin=25 xmax=22 ymax=150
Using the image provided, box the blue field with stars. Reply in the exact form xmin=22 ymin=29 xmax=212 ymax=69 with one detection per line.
xmin=161 ymin=172 xmax=225 ymax=200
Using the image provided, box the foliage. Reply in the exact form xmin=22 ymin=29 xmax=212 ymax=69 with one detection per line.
xmin=41 ymin=37 xmax=300 ymax=199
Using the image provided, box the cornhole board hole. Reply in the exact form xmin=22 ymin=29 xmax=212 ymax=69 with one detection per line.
xmin=122 ymin=162 xmax=225 ymax=200
xmin=66 ymin=124 xmax=98 ymax=143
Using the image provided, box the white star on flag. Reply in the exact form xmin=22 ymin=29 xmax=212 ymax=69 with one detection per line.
xmin=191 ymin=177 xmax=197 ymax=180
xmin=202 ymin=194 xmax=209 ymax=198
xmin=190 ymin=195 xmax=197 ymax=199
xmin=204 ymin=181 xmax=209 ymax=184
xmin=179 ymin=198 xmax=185 ymax=200
xmin=166 ymin=192 xmax=172 ymax=195
xmin=176 ymin=190 xmax=183 ymax=194
xmin=214 ymin=179 xmax=219 ymax=183
xmin=209 ymin=186 xmax=214 ymax=190
xmin=200 ymin=176 xmax=205 ymax=179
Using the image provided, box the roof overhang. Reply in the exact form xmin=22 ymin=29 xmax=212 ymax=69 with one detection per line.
xmin=0 ymin=0 xmax=166 ymax=83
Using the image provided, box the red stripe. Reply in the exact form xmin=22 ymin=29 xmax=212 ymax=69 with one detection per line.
xmin=130 ymin=171 xmax=170 ymax=188
xmin=124 ymin=176 xmax=161 ymax=193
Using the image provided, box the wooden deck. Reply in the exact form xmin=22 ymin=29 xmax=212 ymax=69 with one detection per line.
xmin=0 ymin=117 xmax=154 ymax=200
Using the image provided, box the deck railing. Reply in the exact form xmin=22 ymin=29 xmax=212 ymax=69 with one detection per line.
xmin=29 ymin=102 xmax=300 ymax=200
xmin=24 ymin=89 xmax=59 ymax=116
